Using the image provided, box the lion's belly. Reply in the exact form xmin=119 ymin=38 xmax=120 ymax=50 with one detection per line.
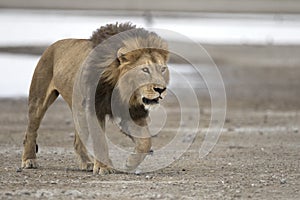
xmin=51 ymin=39 xmax=93 ymax=107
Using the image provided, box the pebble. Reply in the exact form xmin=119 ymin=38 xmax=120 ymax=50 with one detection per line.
xmin=69 ymin=132 xmax=75 ymax=138
xmin=280 ymin=178 xmax=287 ymax=184
xmin=22 ymin=191 xmax=31 ymax=196
xmin=145 ymin=175 xmax=152 ymax=179
xmin=50 ymin=181 xmax=57 ymax=184
xmin=135 ymin=170 xmax=141 ymax=175
xmin=227 ymin=127 xmax=235 ymax=132
xmin=65 ymin=190 xmax=82 ymax=197
xmin=16 ymin=167 xmax=22 ymax=173
xmin=293 ymin=127 xmax=298 ymax=133
xmin=182 ymin=134 xmax=195 ymax=143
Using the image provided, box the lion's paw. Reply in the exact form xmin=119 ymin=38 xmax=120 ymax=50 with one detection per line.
xmin=80 ymin=162 xmax=94 ymax=171
xmin=124 ymin=153 xmax=145 ymax=172
xmin=22 ymin=159 xmax=38 ymax=169
xmin=124 ymin=164 xmax=137 ymax=173
xmin=93 ymin=161 xmax=115 ymax=175
xmin=93 ymin=166 xmax=116 ymax=175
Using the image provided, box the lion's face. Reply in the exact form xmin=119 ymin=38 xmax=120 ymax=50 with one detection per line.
xmin=132 ymin=63 xmax=169 ymax=110
xmin=116 ymin=50 xmax=169 ymax=110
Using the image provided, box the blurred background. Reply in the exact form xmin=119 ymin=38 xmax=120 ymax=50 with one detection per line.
xmin=0 ymin=0 xmax=300 ymax=109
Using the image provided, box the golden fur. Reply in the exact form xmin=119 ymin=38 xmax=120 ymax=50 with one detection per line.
xmin=21 ymin=23 xmax=169 ymax=174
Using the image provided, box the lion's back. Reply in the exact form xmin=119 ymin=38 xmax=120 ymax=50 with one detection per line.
xmin=47 ymin=39 xmax=93 ymax=104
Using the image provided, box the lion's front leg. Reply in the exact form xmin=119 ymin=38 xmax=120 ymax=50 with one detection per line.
xmin=121 ymin=118 xmax=152 ymax=171
xmin=125 ymin=137 xmax=152 ymax=171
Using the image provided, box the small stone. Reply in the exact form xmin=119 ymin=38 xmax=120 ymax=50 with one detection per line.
xmin=16 ymin=167 xmax=22 ymax=172
xmin=227 ymin=127 xmax=235 ymax=132
xmin=234 ymin=193 xmax=241 ymax=198
xmin=280 ymin=178 xmax=287 ymax=184
xmin=293 ymin=127 xmax=298 ymax=133
xmin=135 ymin=170 xmax=141 ymax=175
xmin=65 ymin=190 xmax=82 ymax=196
xmin=23 ymin=192 xmax=31 ymax=195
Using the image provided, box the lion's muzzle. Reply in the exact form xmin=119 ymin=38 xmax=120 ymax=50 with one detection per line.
xmin=142 ymin=86 xmax=166 ymax=105
xmin=153 ymin=87 xmax=166 ymax=94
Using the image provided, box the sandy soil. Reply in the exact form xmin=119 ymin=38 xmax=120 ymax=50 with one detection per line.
xmin=1 ymin=60 xmax=300 ymax=200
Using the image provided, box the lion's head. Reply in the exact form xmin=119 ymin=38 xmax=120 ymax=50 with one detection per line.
xmin=92 ymin=23 xmax=169 ymax=120
xmin=116 ymin=48 xmax=169 ymax=110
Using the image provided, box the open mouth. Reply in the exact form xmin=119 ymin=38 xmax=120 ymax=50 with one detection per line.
xmin=142 ymin=97 xmax=161 ymax=105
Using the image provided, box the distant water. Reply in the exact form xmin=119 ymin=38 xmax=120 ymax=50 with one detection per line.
xmin=1 ymin=10 xmax=300 ymax=45
xmin=0 ymin=53 xmax=39 ymax=97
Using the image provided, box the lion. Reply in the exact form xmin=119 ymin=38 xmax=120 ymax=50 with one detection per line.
xmin=21 ymin=22 xmax=169 ymax=175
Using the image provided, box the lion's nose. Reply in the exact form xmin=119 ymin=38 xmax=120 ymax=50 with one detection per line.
xmin=153 ymin=87 xmax=166 ymax=94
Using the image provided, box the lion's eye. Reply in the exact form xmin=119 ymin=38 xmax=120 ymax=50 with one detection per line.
xmin=161 ymin=67 xmax=167 ymax=73
xmin=142 ymin=67 xmax=150 ymax=74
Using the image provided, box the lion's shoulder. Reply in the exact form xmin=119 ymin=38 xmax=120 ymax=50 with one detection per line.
xmin=90 ymin=22 xmax=136 ymax=48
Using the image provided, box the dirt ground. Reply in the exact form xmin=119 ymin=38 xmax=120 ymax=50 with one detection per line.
xmin=0 ymin=59 xmax=300 ymax=199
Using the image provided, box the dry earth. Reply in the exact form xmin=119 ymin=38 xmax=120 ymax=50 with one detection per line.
xmin=0 ymin=62 xmax=300 ymax=199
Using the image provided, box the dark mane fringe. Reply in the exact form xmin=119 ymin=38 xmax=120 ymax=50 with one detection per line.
xmin=90 ymin=22 xmax=136 ymax=48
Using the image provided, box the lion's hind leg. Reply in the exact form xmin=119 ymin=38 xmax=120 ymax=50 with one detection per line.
xmin=22 ymin=87 xmax=59 ymax=168
xmin=22 ymin=52 xmax=59 ymax=168
xmin=74 ymin=132 xmax=94 ymax=171
xmin=73 ymin=132 xmax=116 ymax=174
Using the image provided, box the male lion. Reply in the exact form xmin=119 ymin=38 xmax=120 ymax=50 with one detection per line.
xmin=21 ymin=23 xmax=169 ymax=175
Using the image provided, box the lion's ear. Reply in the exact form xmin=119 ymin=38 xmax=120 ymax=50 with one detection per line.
xmin=117 ymin=47 xmax=129 ymax=64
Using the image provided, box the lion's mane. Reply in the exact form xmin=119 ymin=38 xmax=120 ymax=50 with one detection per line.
xmin=86 ymin=23 xmax=169 ymax=122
